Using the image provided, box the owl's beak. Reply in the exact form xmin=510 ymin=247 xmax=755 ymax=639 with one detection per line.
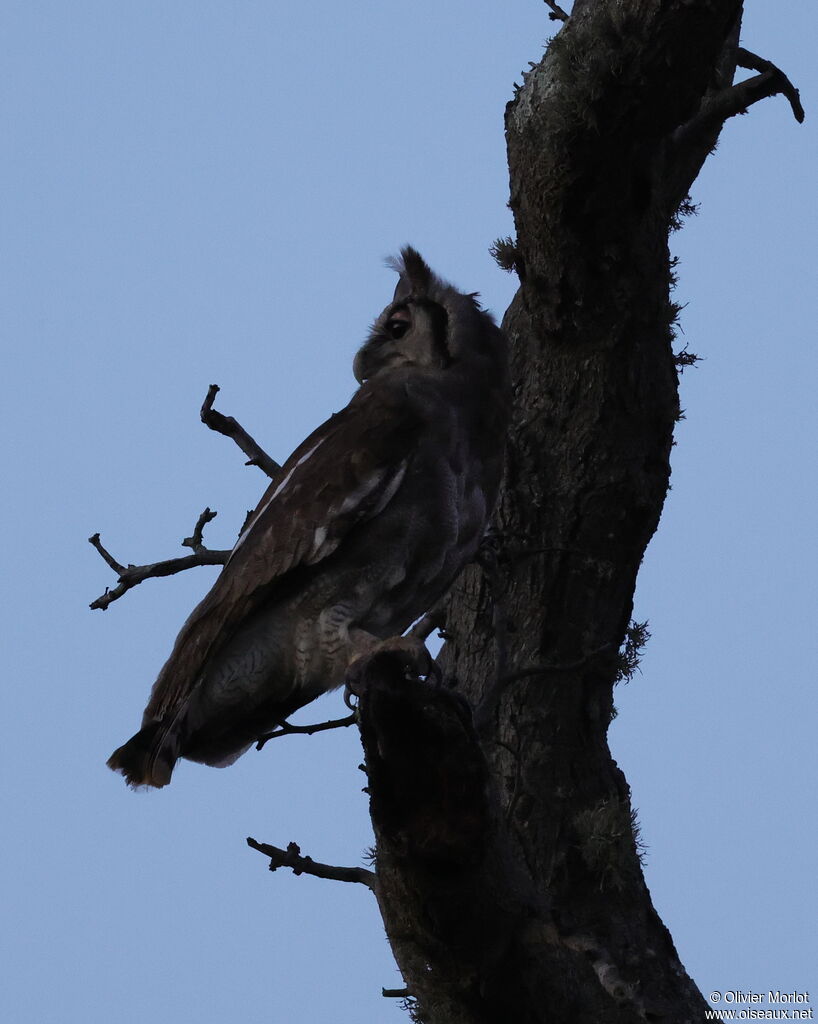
xmin=353 ymin=349 xmax=368 ymax=384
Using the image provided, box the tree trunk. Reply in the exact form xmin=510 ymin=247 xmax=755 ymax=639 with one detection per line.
xmin=356 ymin=3 xmax=793 ymax=1021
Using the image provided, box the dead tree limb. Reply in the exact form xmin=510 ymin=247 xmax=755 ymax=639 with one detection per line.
xmin=666 ymin=28 xmax=803 ymax=211
xmin=89 ymin=514 xmax=230 ymax=611
xmin=246 ymin=838 xmax=376 ymax=889
xmin=89 ymin=387 xmax=284 ymax=608
xmin=201 ymin=384 xmax=282 ymax=479
xmin=736 ymin=46 xmax=805 ymax=122
xmin=255 ymin=713 xmax=357 ymax=750
xmin=408 ymin=606 xmax=448 ymax=642
xmin=672 ymin=54 xmax=804 ymax=154
xmin=182 ymin=507 xmax=219 ymax=553
xmin=543 ymin=1 xmax=570 ymax=23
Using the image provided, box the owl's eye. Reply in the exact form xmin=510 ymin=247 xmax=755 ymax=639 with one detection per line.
xmin=385 ymin=312 xmax=411 ymax=340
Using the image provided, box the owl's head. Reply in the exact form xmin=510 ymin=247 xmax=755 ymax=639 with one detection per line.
xmin=353 ymin=247 xmax=507 ymax=385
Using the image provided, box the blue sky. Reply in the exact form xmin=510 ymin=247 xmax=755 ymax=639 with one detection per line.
xmin=2 ymin=3 xmax=815 ymax=1021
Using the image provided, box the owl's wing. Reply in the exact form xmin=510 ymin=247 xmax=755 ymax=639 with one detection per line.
xmin=144 ymin=386 xmax=420 ymax=721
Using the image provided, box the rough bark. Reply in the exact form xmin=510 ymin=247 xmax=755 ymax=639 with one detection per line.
xmin=357 ymin=2 xmax=797 ymax=1022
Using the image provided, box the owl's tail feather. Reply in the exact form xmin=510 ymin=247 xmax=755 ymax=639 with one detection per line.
xmin=107 ymin=720 xmax=179 ymax=789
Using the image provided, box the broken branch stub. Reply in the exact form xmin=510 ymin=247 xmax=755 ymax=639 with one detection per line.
xmin=200 ymin=384 xmax=282 ymax=479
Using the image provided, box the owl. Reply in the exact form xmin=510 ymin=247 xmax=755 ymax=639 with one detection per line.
xmin=108 ymin=247 xmax=510 ymax=787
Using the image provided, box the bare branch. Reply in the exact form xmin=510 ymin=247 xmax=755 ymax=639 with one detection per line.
xmin=736 ymin=47 xmax=805 ymax=123
xmin=201 ymin=384 xmax=282 ymax=479
xmin=672 ymin=50 xmax=803 ymax=160
xmin=246 ymin=838 xmax=377 ymax=889
xmin=255 ymin=713 xmax=357 ymax=750
xmin=182 ymin=507 xmax=218 ymax=553
xmin=88 ymin=532 xmax=126 ymax=576
xmin=665 ymin=37 xmax=803 ymax=214
xmin=543 ymin=0 xmax=569 ymax=22
xmin=89 ymin=387 xmax=280 ymax=609
xmin=382 ymin=988 xmax=411 ymax=999
xmin=409 ymin=606 xmax=448 ymax=642
xmin=89 ymin=511 xmax=229 ymax=611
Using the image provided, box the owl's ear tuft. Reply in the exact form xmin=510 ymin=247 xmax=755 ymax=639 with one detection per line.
xmin=387 ymin=245 xmax=434 ymax=301
xmin=398 ymin=246 xmax=433 ymax=291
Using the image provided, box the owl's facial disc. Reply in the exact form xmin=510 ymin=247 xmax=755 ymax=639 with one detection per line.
xmin=354 ymin=299 xmax=449 ymax=383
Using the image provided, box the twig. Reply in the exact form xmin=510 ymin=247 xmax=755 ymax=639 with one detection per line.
xmin=182 ymin=507 xmax=218 ymax=553
xmin=255 ymin=713 xmax=357 ymax=750
xmin=89 ymin=532 xmax=126 ymax=575
xmin=89 ymin=512 xmax=230 ymax=611
xmin=543 ymin=0 xmax=569 ymax=22
xmin=382 ymin=988 xmax=411 ymax=999
xmin=201 ymin=385 xmax=282 ymax=479
xmin=246 ymin=838 xmax=376 ymax=889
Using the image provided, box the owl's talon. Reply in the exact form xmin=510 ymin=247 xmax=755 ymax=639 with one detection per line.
xmin=345 ymin=634 xmax=435 ymax=695
xmin=382 ymin=635 xmax=434 ymax=681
